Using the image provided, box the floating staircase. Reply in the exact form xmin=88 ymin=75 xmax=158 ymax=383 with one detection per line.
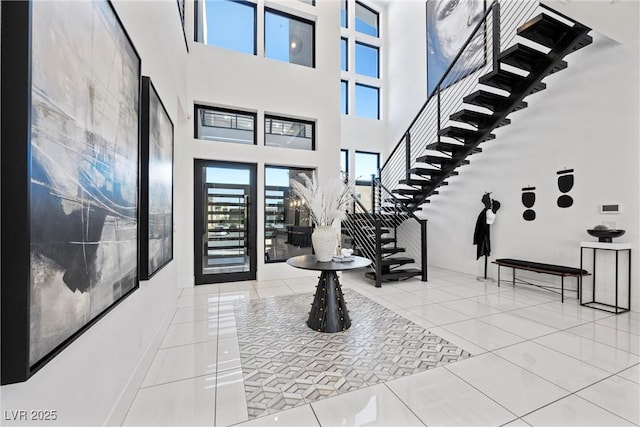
xmin=346 ymin=2 xmax=592 ymax=287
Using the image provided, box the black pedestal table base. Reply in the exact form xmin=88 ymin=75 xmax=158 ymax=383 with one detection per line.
xmin=307 ymin=271 xmax=351 ymax=332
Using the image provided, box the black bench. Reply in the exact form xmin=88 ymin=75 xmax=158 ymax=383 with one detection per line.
xmin=493 ymin=258 xmax=590 ymax=303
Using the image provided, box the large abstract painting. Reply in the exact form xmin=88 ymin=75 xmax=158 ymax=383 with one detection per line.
xmin=427 ymin=0 xmax=486 ymax=95
xmin=1 ymin=0 xmax=140 ymax=382
xmin=140 ymin=77 xmax=174 ymax=280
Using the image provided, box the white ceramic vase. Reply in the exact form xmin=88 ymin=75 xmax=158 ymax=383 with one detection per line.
xmin=312 ymin=225 xmax=337 ymax=262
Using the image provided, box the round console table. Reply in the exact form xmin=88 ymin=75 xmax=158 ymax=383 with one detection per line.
xmin=286 ymin=254 xmax=372 ymax=333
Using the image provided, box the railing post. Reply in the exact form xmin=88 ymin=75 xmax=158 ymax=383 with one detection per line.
xmin=436 ymin=87 xmax=441 ymax=143
xmin=375 ymin=219 xmax=382 ymax=288
xmin=420 ymin=219 xmax=428 ymax=282
xmin=405 ymin=131 xmax=411 ymax=183
xmin=492 ymin=1 xmax=501 ymax=70
xmin=377 ymin=168 xmax=382 ymax=211
xmin=370 ymin=174 xmax=376 ymax=213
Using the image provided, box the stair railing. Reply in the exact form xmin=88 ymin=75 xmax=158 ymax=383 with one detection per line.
xmin=380 ymin=0 xmax=541 ymax=209
xmin=373 ymin=178 xmax=428 ymax=282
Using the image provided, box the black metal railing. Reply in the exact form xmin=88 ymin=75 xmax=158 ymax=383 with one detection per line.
xmin=379 ymin=1 xmax=541 ymax=207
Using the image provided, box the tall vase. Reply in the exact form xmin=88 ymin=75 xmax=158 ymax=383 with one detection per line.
xmin=312 ymin=225 xmax=337 ymax=262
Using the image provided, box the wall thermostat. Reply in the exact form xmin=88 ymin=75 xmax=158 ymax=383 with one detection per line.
xmin=600 ymin=204 xmax=621 ymax=214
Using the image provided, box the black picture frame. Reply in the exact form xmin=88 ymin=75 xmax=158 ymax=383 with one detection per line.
xmin=426 ymin=0 xmax=486 ymax=96
xmin=140 ymin=77 xmax=174 ymax=280
xmin=1 ymin=0 xmax=141 ymax=385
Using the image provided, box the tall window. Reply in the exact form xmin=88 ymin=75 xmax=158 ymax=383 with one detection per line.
xmin=340 ymin=80 xmax=348 ymax=115
xmin=340 ymin=37 xmax=348 ymax=71
xmin=195 ymin=0 xmax=256 ymax=54
xmin=340 ymin=0 xmax=347 ymax=28
xmin=265 ymin=166 xmax=314 ymax=263
xmin=265 ymin=9 xmax=314 ymax=67
xmin=355 ymin=1 xmax=379 ymax=37
xmin=355 ymin=151 xmax=379 ymax=210
xmin=195 ymin=105 xmax=256 ymax=145
xmin=265 ymin=115 xmax=315 ymax=150
xmin=355 ymin=84 xmax=379 ymax=120
xmin=340 ymin=149 xmax=349 ymax=179
xmin=355 ymin=42 xmax=378 ymax=78
xmin=341 ymin=1 xmax=381 ymax=120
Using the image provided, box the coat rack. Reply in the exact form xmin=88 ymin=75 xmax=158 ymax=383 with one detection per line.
xmin=473 ymin=192 xmax=500 ymax=282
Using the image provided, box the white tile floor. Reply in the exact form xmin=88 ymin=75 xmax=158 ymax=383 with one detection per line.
xmin=122 ymin=268 xmax=640 ymax=426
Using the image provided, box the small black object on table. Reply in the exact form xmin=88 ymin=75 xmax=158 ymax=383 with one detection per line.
xmin=286 ymin=254 xmax=372 ymax=333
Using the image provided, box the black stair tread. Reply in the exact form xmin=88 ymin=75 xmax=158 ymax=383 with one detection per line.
xmin=464 ymin=90 xmax=528 ymax=112
xmin=392 ymin=187 xmax=421 ymax=195
xmin=426 ymin=141 xmax=482 ymax=155
xmin=399 ymin=178 xmax=432 ymax=187
xmin=416 ymin=155 xmax=459 ymax=167
xmin=566 ymin=33 xmax=592 ymax=56
xmin=450 ymin=109 xmax=511 ymax=128
xmin=409 ymin=167 xmax=461 ymax=177
xmin=499 ymin=44 xmax=568 ymax=75
xmin=479 ymin=69 xmax=547 ymax=94
xmin=365 ymin=268 xmax=422 ymax=282
xmin=517 ymin=13 xmax=572 ymax=49
xmin=439 ymin=126 xmax=496 ymax=143
xmin=380 ymin=247 xmax=406 ymax=255
xmin=377 ymin=237 xmax=396 ymax=244
xmin=380 ymin=257 xmax=415 ymax=266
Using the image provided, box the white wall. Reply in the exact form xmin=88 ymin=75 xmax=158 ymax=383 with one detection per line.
xmin=0 ymin=2 xmax=185 ymax=425
xmin=425 ymin=34 xmax=639 ymax=309
xmin=176 ymin=0 xmax=342 ymax=285
xmin=384 ymin=2 xmax=640 ymax=310
xmin=385 ymin=0 xmax=428 ymax=157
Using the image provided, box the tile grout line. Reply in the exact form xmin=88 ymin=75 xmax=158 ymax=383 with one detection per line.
xmin=381 ymin=381 xmax=428 ymax=426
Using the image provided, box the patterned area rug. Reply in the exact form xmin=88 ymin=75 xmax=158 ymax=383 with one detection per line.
xmin=234 ymin=289 xmax=471 ymax=418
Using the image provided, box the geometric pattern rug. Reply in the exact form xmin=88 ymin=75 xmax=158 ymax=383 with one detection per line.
xmin=233 ymin=289 xmax=472 ymax=419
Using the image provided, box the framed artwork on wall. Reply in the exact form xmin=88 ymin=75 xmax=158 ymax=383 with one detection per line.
xmin=1 ymin=0 xmax=141 ymax=384
xmin=140 ymin=77 xmax=174 ymax=280
xmin=426 ymin=0 xmax=486 ymax=96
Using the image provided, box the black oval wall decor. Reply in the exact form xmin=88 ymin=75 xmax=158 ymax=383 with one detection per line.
xmin=523 ymin=209 xmax=536 ymax=221
xmin=557 ymin=169 xmax=574 ymax=208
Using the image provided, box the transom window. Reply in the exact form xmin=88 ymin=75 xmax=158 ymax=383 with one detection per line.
xmin=195 ymin=0 xmax=256 ymax=54
xmin=355 ymin=1 xmax=379 ymax=37
xmin=195 ymin=105 xmax=256 ymax=145
xmin=265 ymin=9 xmax=315 ymax=68
xmin=265 ymin=115 xmax=315 ymax=151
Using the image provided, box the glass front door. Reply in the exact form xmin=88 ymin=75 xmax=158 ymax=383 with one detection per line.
xmin=194 ymin=160 xmax=257 ymax=284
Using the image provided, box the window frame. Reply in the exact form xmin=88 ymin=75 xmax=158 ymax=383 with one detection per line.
xmin=340 ymin=80 xmax=349 ymax=115
xmin=264 ymin=7 xmax=316 ymax=68
xmin=354 ymin=150 xmax=380 ymax=185
xmin=340 ymin=0 xmax=348 ymax=28
xmin=355 ymin=1 xmax=379 ymax=37
xmin=354 ymin=83 xmax=380 ymax=120
xmin=340 ymin=37 xmax=348 ymax=72
xmin=264 ymin=114 xmax=316 ymax=151
xmin=194 ymin=104 xmax=257 ymax=145
xmin=264 ymin=165 xmax=315 ymax=264
xmin=355 ymin=40 xmax=379 ymax=78
xmin=194 ymin=0 xmax=257 ymax=55
xmin=341 ymin=149 xmax=349 ymax=180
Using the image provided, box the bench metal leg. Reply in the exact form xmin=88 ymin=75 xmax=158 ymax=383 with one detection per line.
xmin=513 ymin=268 xmax=516 ymax=287
xmin=561 ymin=276 xmax=564 ymax=303
xmin=497 ymin=265 xmax=501 ymax=287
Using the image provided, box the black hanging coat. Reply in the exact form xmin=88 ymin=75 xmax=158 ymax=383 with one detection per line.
xmin=473 ymin=208 xmax=490 ymax=260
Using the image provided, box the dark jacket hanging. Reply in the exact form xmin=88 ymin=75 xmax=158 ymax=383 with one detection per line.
xmin=473 ymin=208 xmax=491 ymax=260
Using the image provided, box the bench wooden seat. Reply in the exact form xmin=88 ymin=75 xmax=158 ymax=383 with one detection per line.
xmin=493 ymin=258 xmax=590 ymax=303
